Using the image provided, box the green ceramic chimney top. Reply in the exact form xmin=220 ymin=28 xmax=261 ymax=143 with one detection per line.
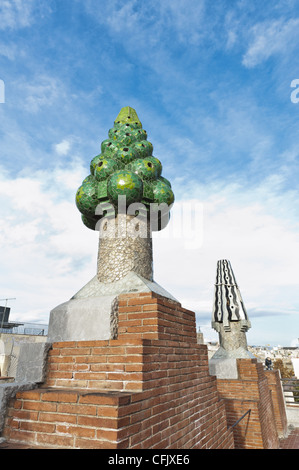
xmin=75 ymin=106 xmax=174 ymax=231
xmin=114 ymin=106 xmax=142 ymax=126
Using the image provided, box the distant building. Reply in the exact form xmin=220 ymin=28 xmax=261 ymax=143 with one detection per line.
xmin=197 ymin=327 xmax=204 ymax=344
xmin=0 ymin=305 xmax=23 ymax=333
xmin=0 ymin=305 xmax=48 ymax=378
xmin=292 ymin=358 xmax=299 ymax=378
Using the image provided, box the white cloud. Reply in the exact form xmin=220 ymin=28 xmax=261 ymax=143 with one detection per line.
xmin=54 ymin=139 xmax=71 ymax=156
xmin=0 ymin=161 xmax=98 ymax=324
xmin=159 ymin=0 xmax=206 ymax=45
xmin=84 ymin=0 xmax=207 ymax=47
xmin=242 ymin=18 xmax=299 ymax=68
xmin=1 ymin=157 xmax=298 ymax=343
xmin=153 ymin=181 xmax=299 ymax=328
xmin=0 ymin=0 xmax=32 ymax=29
xmin=104 ymin=1 xmax=140 ymax=33
xmin=0 ymin=0 xmax=51 ymax=30
xmin=0 ymin=43 xmax=18 ymax=60
xmin=22 ymin=75 xmax=63 ymax=113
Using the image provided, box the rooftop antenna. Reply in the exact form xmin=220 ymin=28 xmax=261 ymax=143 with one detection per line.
xmin=0 ymin=298 xmax=16 ymax=329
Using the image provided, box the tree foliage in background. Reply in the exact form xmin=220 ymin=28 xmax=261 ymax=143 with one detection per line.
xmin=273 ymin=358 xmax=294 ymax=378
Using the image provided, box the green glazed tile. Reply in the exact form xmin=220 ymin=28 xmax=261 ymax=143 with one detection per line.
xmin=75 ymin=107 xmax=174 ymax=230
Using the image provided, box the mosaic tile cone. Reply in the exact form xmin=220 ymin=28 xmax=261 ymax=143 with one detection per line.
xmin=75 ymin=106 xmax=174 ymax=231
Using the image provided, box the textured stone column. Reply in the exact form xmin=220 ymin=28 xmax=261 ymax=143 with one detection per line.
xmin=216 ymin=322 xmax=249 ymax=351
xmin=48 ymin=106 xmax=175 ymax=344
xmin=97 ymin=214 xmax=153 ymax=283
xmin=209 ymin=260 xmax=254 ymax=379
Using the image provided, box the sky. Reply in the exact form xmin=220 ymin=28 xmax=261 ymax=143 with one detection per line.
xmin=0 ymin=0 xmax=299 ymax=347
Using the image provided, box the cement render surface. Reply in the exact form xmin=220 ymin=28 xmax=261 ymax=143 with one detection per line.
xmin=0 ymin=342 xmax=51 ymax=434
xmin=72 ymin=271 xmax=177 ymax=301
xmin=209 ymin=346 xmax=255 ymax=379
xmin=15 ymin=342 xmax=52 ymax=383
xmin=286 ymin=407 xmax=299 ymax=427
xmin=47 ymin=272 xmax=177 ymax=343
xmin=47 ymin=295 xmax=118 ymax=343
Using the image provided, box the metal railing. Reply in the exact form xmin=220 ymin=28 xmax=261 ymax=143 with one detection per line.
xmin=229 ymin=409 xmax=251 ymax=429
xmin=281 ymin=378 xmax=299 ymax=405
xmin=0 ymin=322 xmax=48 ymax=336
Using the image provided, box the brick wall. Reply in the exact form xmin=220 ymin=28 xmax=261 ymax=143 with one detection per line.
xmin=2 ymin=292 xmax=285 ymax=449
xmin=265 ymin=369 xmax=288 ymax=438
xmin=118 ymin=292 xmax=197 ymax=342
xmin=216 ymin=358 xmax=280 ymax=449
xmin=4 ymin=389 xmax=125 ymax=449
xmin=2 ymin=292 xmax=235 ymax=449
xmin=46 ymin=339 xmax=146 ymax=392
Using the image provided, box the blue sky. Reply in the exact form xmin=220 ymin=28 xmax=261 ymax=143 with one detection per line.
xmin=0 ymin=0 xmax=299 ymax=346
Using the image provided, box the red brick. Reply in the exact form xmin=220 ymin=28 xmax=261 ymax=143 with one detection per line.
xmin=5 ymin=429 xmax=36 ymax=444
xmin=77 ymin=415 xmax=115 ymax=428
xmin=53 ymin=341 xmax=77 ymax=348
xmin=57 ymin=403 xmax=97 ymax=416
xmin=120 ymin=306 xmax=143 ymax=313
xmin=68 ymin=426 xmax=96 ymax=438
xmin=22 ymin=401 xmax=57 ymax=412
xmin=16 ymin=390 xmax=41 ymax=400
xmin=80 ymin=340 xmax=109 ymax=347
xmin=74 ymin=438 xmax=117 ymax=449
xmin=60 ymin=347 xmax=91 ymax=356
xmin=20 ymin=421 xmax=55 ymax=434
xmin=50 ymin=356 xmax=73 ymax=363
xmin=36 ymin=433 xmax=74 ymax=448
xmin=127 ymin=297 xmax=157 ymax=306
xmin=41 ymin=391 xmax=78 ymax=403
xmin=10 ymin=409 xmax=38 ymax=421
xmin=39 ymin=412 xmax=77 ymax=424
xmin=78 ymin=393 xmax=119 ymax=406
